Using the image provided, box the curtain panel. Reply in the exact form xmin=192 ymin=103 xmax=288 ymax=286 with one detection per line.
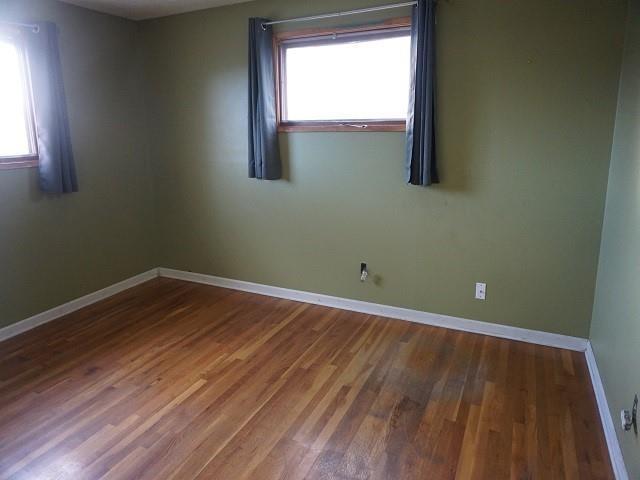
xmin=405 ymin=0 xmax=439 ymax=186
xmin=248 ymin=18 xmax=281 ymax=180
xmin=25 ymin=22 xmax=78 ymax=194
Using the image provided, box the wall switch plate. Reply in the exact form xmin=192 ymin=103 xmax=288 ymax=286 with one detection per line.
xmin=475 ymin=282 xmax=486 ymax=300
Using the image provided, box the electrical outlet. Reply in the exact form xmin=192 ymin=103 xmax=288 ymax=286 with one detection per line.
xmin=360 ymin=263 xmax=368 ymax=282
xmin=622 ymin=394 xmax=638 ymax=434
xmin=621 ymin=409 xmax=632 ymax=431
xmin=475 ymin=282 xmax=486 ymax=300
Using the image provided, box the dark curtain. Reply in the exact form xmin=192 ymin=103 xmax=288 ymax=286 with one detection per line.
xmin=405 ymin=0 xmax=439 ymax=186
xmin=248 ymin=18 xmax=281 ymax=180
xmin=25 ymin=22 xmax=78 ymax=194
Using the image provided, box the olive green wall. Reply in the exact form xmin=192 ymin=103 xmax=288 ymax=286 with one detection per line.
xmin=0 ymin=0 xmax=629 ymax=340
xmin=140 ymin=0 xmax=626 ymax=337
xmin=0 ymin=0 xmax=157 ymax=329
xmin=591 ymin=0 xmax=640 ymax=476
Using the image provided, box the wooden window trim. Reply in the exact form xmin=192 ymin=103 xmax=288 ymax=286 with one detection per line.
xmin=0 ymin=27 xmax=39 ymax=169
xmin=274 ymin=17 xmax=411 ymax=133
xmin=0 ymin=155 xmax=39 ymax=170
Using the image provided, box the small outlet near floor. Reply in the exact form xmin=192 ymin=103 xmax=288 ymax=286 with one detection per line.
xmin=360 ymin=263 xmax=368 ymax=282
xmin=475 ymin=282 xmax=486 ymax=300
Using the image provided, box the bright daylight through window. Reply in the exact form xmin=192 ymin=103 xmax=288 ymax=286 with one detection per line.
xmin=0 ymin=35 xmax=37 ymax=161
xmin=280 ymin=30 xmax=411 ymax=125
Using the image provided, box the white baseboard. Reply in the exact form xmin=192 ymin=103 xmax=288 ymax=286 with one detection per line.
xmin=0 ymin=269 xmax=159 ymax=343
xmin=157 ymin=268 xmax=588 ymax=352
xmin=585 ymin=342 xmax=629 ymax=480
xmin=1 ymin=266 xmax=588 ymax=352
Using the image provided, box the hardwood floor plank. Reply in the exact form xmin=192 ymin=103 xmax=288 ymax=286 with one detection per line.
xmin=0 ymin=278 xmax=613 ymax=480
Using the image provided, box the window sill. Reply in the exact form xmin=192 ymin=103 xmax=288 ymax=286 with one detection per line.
xmin=0 ymin=155 xmax=39 ymax=170
xmin=278 ymin=122 xmax=406 ymax=133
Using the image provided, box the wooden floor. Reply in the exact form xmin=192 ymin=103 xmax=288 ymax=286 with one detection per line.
xmin=0 ymin=278 xmax=612 ymax=480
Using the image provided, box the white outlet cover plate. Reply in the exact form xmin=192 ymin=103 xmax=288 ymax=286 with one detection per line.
xmin=475 ymin=282 xmax=486 ymax=300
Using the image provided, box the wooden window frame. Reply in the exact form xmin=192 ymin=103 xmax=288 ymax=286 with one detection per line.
xmin=0 ymin=27 xmax=39 ymax=170
xmin=274 ymin=17 xmax=411 ymax=133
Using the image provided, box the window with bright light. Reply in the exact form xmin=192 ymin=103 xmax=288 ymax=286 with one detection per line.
xmin=276 ymin=21 xmax=411 ymax=132
xmin=0 ymin=30 xmax=38 ymax=167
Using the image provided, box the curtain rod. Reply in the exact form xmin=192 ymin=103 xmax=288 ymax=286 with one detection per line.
xmin=262 ymin=1 xmax=418 ymax=28
xmin=0 ymin=21 xmax=39 ymax=32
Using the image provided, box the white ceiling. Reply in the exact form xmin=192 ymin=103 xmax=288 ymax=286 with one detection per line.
xmin=60 ymin=0 xmax=253 ymax=20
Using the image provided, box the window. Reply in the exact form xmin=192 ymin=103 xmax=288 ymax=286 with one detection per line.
xmin=275 ymin=18 xmax=412 ymax=132
xmin=0 ymin=29 xmax=38 ymax=169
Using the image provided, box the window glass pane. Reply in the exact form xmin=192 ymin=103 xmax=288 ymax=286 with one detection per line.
xmin=284 ymin=34 xmax=411 ymax=121
xmin=0 ymin=39 xmax=33 ymax=157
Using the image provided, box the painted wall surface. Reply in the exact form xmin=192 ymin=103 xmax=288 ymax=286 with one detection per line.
xmin=140 ymin=0 xmax=626 ymax=337
xmin=0 ymin=0 xmax=157 ymax=328
xmin=591 ymin=0 xmax=640 ymax=476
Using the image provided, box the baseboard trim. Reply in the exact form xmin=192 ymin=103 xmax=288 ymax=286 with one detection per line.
xmin=0 ymin=269 xmax=159 ymax=343
xmin=585 ymin=342 xmax=629 ymax=480
xmin=158 ymin=268 xmax=588 ymax=352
